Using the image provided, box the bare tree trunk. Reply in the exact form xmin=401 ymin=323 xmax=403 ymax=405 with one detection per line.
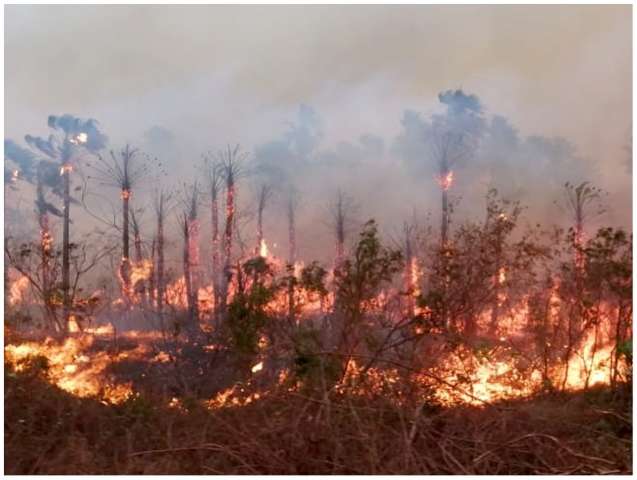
xmin=257 ymin=198 xmax=264 ymax=255
xmin=156 ymin=205 xmax=165 ymax=318
xmin=61 ymin=163 xmax=71 ymax=333
xmin=183 ymin=185 xmax=201 ymax=336
xmin=288 ymin=190 xmax=297 ymax=265
xmin=182 ymin=218 xmax=194 ymax=328
xmin=441 ymin=187 xmax=449 ymax=247
xmin=255 ymin=184 xmax=272 ymax=256
xmin=334 ymin=190 xmax=346 ymax=269
xmin=402 ymin=223 xmax=416 ymax=318
xmin=38 ymin=210 xmax=58 ymax=331
xmin=36 ymin=180 xmax=58 ymax=331
xmin=489 ymin=228 xmax=504 ymax=335
xmin=149 ymin=237 xmax=156 ymax=307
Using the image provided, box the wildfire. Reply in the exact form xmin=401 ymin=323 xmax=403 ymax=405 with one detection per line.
xmin=130 ymin=259 xmax=153 ymax=288
xmin=251 ymin=361 xmax=264 ymax=373
xmin=59 ymin=164 xmax=73 ymax=176
xmin=5 ymin=335 xmax=134 ymax=404
xmin=259 ymin=238 xmax=269 ymax=258
xmin=8 ymin=275 xmax=30 ymax=306
xmin=437 ymin=170 xmax=454 ymax=191
xmin=69 ymin=132 xmax=88 ymax=145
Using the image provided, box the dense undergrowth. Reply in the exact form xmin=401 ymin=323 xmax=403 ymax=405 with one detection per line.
xmin=5 ymin=359 xmax=631 ymax=475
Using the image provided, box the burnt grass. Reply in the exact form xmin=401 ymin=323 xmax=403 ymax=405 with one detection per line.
xmin=5 ymin=358 xmax=632 ymax=475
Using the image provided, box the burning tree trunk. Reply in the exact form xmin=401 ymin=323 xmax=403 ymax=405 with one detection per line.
xmin=19 ymin=115 xmax=107 ymax=332
xmin=255 ymin=184 xmax=272 ymax=256
xmin=206 ymin=156 xmax=222 ymax=320
xmin=90 ymin=144 xmax=149 ymax=303
xmin=130 ymin=209 xmax=146 ymax=303
xmin=560 ymin=181 xmax=605 ymax=383
xmin=118 ymin=146 xmax=137 ymax=301
xmin=402 ymin=222 xmax=418 ymax=317
xmin=217 ymin=145 xmax=245 ymax=317
xmin=121 ymin=187 xmax=132 ymax=298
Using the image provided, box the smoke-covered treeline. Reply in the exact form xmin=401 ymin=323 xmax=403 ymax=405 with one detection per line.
xmin=5 ymin=88 xmax=630 ymax=270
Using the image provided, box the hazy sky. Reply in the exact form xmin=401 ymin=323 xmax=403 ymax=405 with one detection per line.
xmin=4 ymin=4 xmax=632 ymax=258
xmin=6 ymin=5 xmax=630 ymax=147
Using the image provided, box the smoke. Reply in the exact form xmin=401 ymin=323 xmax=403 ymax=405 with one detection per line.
xmin=24 ymin=134 xmax=58 ymax=159
xmin=4 ymin=139 xmax=40 ymax=182
xmin=143 ymin=125 xmax=177 ymax=158
xmin=22 ymin=114 xmax=107 ymax=163
xmin=47 ymin=114 xmax=108 ymax=152
xmin=6 ymin=114 xmax=108 ymax=215
xmin=252 ymin=104 xmax=323 ymax=187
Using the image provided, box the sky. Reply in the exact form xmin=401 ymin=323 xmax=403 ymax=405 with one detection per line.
xmin=4 ymin=4 xmax=632 ymax=262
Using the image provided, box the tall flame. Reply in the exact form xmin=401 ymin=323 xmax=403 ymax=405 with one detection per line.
xmin=259 ymin=238 xmax=269 ymax=258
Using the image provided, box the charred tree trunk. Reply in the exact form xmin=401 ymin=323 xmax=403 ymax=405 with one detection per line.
xmin=182 ymin=214 xmax=200 ymax=337
xmin=220 ymin=166 xmax=236 ymax=315
xmin=402 ymin=223 xmax=417 ymax=318
xmin=211 ymin=178 xmax=220 ymax=319
xmin=156 ymin=201 xmax=166 ymax=319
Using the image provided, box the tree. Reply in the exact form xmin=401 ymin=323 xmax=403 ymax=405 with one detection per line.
xmin=152 ymin=187 xmax=172 ymax=326
xmin=21 ymin=114 xmax=107 ymax=331
xmin=429 ymin=90 xmax=485 ymax=247
xmin=88 ymin=144 xmax=151 ymax=301
xmin=328 ymin=188 xmax=357 ymax=270
xmin=287 ymin=186 xmax=300 ymax=265
xmin=216 ymin=144 xmax=247 ymax=317
xmin=333 ymin=220 xmax=403 ymax=367
xmin=255 ymin=183 xmax=273 ymax=255
xmin=204 ymin=153 xmax=222 ymax=321
xmin=179 ymin=182 xmax=202 ymax=337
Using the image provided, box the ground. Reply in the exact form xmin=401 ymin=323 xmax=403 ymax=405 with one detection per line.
xmin=5 ymin=359 xmax=632 ymax=475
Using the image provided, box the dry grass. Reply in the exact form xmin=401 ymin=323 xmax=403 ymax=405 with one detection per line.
xmin=5 ymin=360 xmax=632 ymax=475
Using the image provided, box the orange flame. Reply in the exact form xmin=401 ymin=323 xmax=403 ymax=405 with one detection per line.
xmin=437 ymin=171 xmax=454 ymax=191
